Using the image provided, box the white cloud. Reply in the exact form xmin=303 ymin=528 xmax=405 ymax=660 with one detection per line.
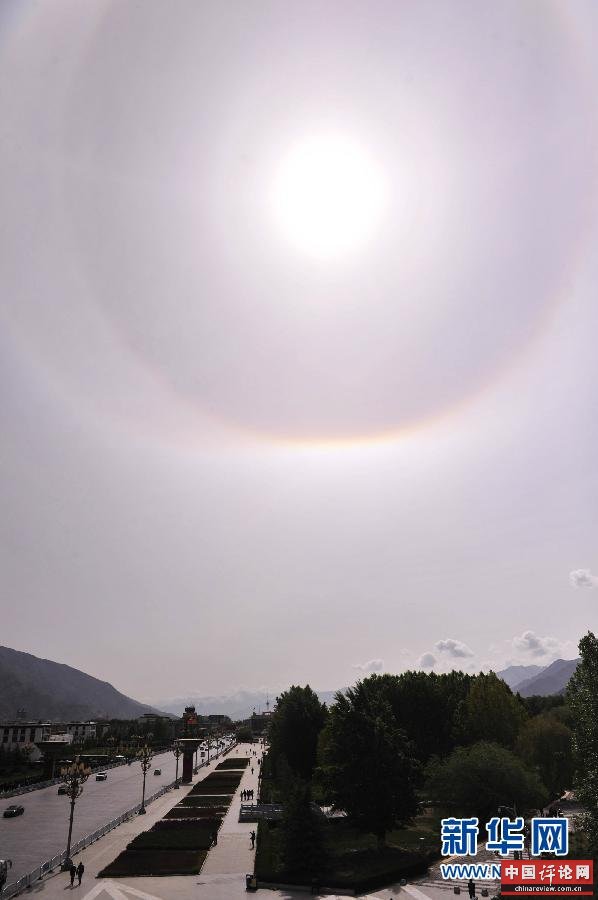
xmin=435 ymin=638 xmax=474 ymax=659
xmin=512 ymin=630 xmax=560 ymax=659
xmin=419 ymin=653 xmax=436 ymax=669
xmin=570 ymin=569 xmax=598 ymax=588
xmin=353 ymin=658 xmax=384 ymax=673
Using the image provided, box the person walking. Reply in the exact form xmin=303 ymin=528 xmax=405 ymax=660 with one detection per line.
xmin=76 ymin=862 xmax=84 ymax=886
xmin=468 ymin=879 xmax=476 ymax=899
xmin=69 ymin=863 xmax=76 ymax=888
xmin=250 ymin=830 xmax=256 ymax=849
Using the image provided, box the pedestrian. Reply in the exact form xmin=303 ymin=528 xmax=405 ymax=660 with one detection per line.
xmin=211 ymin=830 xmax=218 ymax=846
xmin=251 ymin=767 xmax=254 ymax=775
xmin=69 ymin=863 xmax=76 ymax=888
xmin=76 ymin=861 xmax=84 ymax=886
xmin=468 ymin=879 xmax=475 ymax=899
xmin=250 ymin=830 xmax=256 ymax=849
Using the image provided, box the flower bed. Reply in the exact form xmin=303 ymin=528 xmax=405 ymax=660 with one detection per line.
xmin=153 ymin=815 xmax=222 ymax=830
xmin=164 ymin=805 xmax=222 ymax=820
xmin=215 ymin=757 xmax=249 ymax=769
xmin=99 ymin=849 xmax=208 ymax=877
xmin=179 ymin=794 xmax=232 ymax=806
xmin=129 ymin=826 xmax=215 ymax=851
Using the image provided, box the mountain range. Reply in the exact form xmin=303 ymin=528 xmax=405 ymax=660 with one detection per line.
xmin=0 ymin=645 xmax=167 ymax=721
xmin=152 ymin=688 xmax=341 ymax=720
xmin=497 ymin=658 xmax=579 ymax=697
xmin=0 ymin=644 xmax=580 ymax=724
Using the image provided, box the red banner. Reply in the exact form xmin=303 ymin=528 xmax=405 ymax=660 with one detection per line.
xmin=501 ymin=859 xmax=594 ymax=896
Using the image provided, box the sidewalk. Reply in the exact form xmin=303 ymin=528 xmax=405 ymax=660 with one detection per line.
xmin=13 ymin=744 xmax=259 ymax=900
xmin=13 ymin=743 xmax=415 ymax=900
xmin=201 ymin=743 xmax=261 ymax=875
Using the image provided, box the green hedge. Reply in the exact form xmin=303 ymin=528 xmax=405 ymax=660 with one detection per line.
xmin=189 ymin=784 xmax=235 ymax=796
xmin=98 ymin=849 xmax=208 ymax=877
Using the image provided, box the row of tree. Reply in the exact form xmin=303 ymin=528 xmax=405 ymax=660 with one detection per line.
xmin=265 ymin=643 xmax=590 ymax=854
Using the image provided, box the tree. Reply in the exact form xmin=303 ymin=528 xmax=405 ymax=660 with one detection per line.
xmin=268 ymin=686 xmax=328 ymax=781
xmin=318 ymin=678 xmax=419 ymax=849
xmin=368 ymin=671 xmax=472 ymax=762
xmin=280 ymin=778 xmax=326 ymax=878
xmin=567 ymin=632 xmax=598 ymax=857
xmin=425 ymin=741 xmax=547 ymax=825
xmin=460 ymin=672 xmax=527 ymax=747
xmin=235 ymin=725 xmax=253 ymax=743
xmin=515 ymin=714 xmax=573 ymax=797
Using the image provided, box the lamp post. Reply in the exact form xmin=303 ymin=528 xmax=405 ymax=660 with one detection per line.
xmin=172 ymin=740 xmax=183 ymax=789
xmin=0 ymin=859 xmax=13 ymax=898
xmin=137 ymin=745 xmax=153 ymax=814
xmin=60 ymin=757 xmax=92 ymax=868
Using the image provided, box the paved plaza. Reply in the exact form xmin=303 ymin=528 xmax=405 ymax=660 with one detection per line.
xmin=2 ymin=743 xmax=482 ymax=900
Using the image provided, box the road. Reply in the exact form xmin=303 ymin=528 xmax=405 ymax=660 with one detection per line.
xmin=0 ymin=741 xmax=232 ymax=884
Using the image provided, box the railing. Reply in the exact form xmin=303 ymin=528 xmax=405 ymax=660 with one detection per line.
xmin=1 ymin=742 xmax=236 ymax=898
xmin=0 ymin=759 xmax=128 ymax=799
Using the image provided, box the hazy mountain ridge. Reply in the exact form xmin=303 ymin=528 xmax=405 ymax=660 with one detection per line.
xmin=0 ymin=646 xmax=168 ymax=721
xmin=156 ymin=662 xmax=581 ymax=720
xmin=512 ymin=658 xmax=579 ymax=697
xmin=153 ymin=688 xmax=342 ymax=720
xmin=496 ymin=664 xmax=544 ymax=690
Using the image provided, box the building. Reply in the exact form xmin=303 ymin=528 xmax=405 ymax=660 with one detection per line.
xmin=1 ymin=720 xmax=99 ymax=760
xmin=1 ymin=722 xmax=52 ymax=757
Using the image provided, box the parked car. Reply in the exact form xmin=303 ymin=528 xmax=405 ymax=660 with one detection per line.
xmin=57 ymin=784 xmax=69 ymax=795
xmin=95 ymin=772 xmax=108 ymax=781
xmin=153 ymin=768 xmax=161 ymax=776
xmin=3 ymin=805 xmax=25 ymax=818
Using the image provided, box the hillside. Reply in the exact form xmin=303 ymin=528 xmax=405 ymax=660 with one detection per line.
xmin=497 ymin=664 xmax=544 ymax=690
xmin=0 ymin=645 xmax=168 ymax=721
xmin=514 ymin=658 xmax=579 ymax=697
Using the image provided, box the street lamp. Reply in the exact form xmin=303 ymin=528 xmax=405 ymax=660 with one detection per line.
xmin=172 ymin=741 xmax=183 ymax=789
xmin=59 ymin=757 xmax=92 ymax=867
xmin=137 ymin=745 xmax=153 ymax=814
xmin=0 ymin=859 xmax=13 ymax=898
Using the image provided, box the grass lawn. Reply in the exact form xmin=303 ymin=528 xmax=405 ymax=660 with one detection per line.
xmin=256 ymin=814 xmax=440 ymax=892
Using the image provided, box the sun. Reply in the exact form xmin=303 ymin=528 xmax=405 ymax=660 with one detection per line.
xmin=270 ymin=134 xmax=387 ymax=259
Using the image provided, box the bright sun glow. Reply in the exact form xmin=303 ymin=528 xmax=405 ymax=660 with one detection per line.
xmin=271 ymin=135 xmax=387 ymax=259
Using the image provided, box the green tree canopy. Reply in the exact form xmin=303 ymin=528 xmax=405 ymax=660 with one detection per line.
xmin=361 ymin=671 xmax=472 ymax=763
xmin=460 ymin=672 xmax=527 ymax=747
xmin=425 ymin=740 xmax=548 ymax=825
xmin=317 ymin=677 xmax=419 ymax=849
xmin=280 ymin=778 xmax=326 ymax=878
xmin=268 ymin=685 xmax=328 ymax=781
xmin=567 ymin=632 xmax=598 ymax=856
xmin=515 ymin=714 xmax=573 ymax=798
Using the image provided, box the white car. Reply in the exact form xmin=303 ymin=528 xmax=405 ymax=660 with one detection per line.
xmin=95 ymin=772 xmax=108 ymax=781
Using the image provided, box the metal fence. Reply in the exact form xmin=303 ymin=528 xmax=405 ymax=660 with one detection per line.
xmin=2 ymin=741 xmax=238 ymax=899
xmin=0 ymin=759 xmax=127 ymax=799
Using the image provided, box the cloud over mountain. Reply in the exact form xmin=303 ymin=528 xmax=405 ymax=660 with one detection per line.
xmin=435 ymin=639 xmax=474 ymax=658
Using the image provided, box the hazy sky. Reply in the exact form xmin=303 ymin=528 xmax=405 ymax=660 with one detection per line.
xmin=1 ymin=0 xmax=597 ymax=704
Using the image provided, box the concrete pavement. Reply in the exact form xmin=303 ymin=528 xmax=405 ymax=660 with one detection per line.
xmin=3 ymin=743 xmax=477 ymax=900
